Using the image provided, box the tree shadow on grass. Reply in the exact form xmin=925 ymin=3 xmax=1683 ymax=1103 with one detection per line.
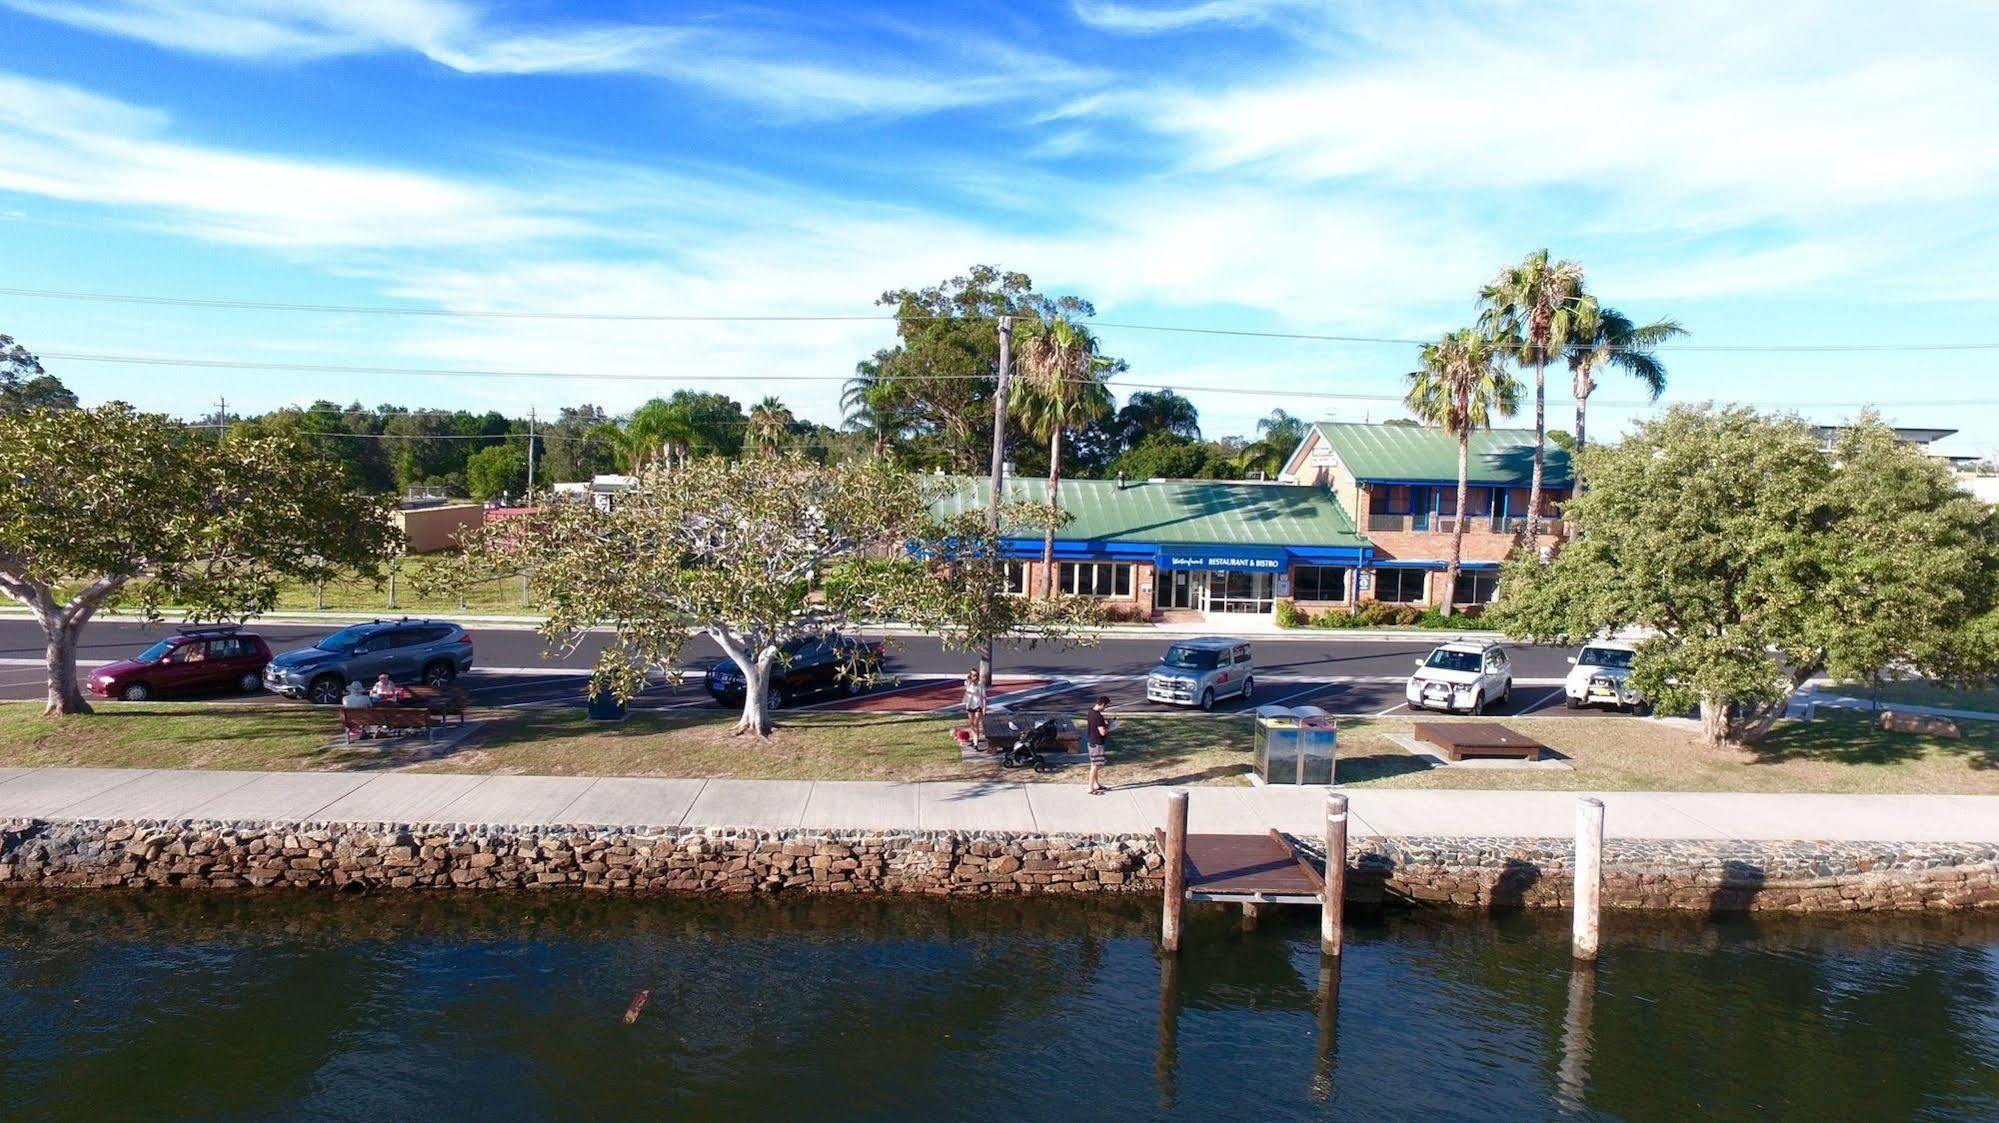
xmin=1330 ymin=753 xmax=1436 ymax=784
xmin=1748 ymin=715 xmax=1999 ymax=770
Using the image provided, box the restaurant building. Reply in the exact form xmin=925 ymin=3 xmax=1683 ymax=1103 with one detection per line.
xmin=932 ymin=422 xmax=1570 ymax=622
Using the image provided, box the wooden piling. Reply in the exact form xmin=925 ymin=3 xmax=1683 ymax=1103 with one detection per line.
xmin=1573 ymin=797 xmax=1605 ymax=961
xmin=1161 ymin=790 xmax=1189 ymax=953
xmin=1323 ymin=793 xmax=1348 ymax=957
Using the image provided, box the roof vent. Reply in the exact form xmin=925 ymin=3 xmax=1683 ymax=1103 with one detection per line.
xmin=1116 ymin=470 xmax=1127 ymax=489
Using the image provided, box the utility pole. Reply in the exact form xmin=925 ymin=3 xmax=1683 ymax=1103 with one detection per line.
xmin=978 ymin=315 xmax=1014 ymax=696
xmin=526 ymin=407 xmax=537 ymax=499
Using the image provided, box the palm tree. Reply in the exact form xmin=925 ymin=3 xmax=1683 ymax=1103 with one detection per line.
xmin=622 ymin=397 xmax=695 ymax=471
xmin=841 ymin=361 xmax=911 ymax=458
xmin=1011 ymin=317 xmax=1116 ymax=598
xmin=1477 ymin=250 xmax=1592 ymax=538
xmin=1239 ymin=409 xmax=1307 ymax=478
xmin=747 ymin=396 xmax=794 ymax=454
xmin=1405 ymin=329 xmax=1520 ymax=618
xmin=1566 ymin=308 xmax=1686 ymax=494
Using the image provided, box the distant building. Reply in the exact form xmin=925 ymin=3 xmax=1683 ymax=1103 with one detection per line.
xmin=552 ymin=474 xmax=637 ymax=510
xmin=1812 ymin=425 xmax=1980 ymax=469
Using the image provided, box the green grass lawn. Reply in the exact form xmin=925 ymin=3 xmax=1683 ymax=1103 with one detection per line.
xmin=2 ymin=703 xmax=1993 ymax=794
xmin=41 ymin=558 xmax=536 ymax=618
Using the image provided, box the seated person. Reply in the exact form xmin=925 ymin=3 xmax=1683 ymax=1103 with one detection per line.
xmin=342 ymin=681 xmax=373 ymax=708
xmin=369 ymin=674 xmax=404 ymax=703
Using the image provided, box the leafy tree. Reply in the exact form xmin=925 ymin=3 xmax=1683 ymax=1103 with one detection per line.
xmin=1404 ymin=329 xmax=1519 ymax=617
xmin=1478 ymin=250 xmax=1593 ymax=537
xmin=1010 ymin=317 xmax=1116 ymax=596
xmin=1566 ymin=306 xmax=1686 ymax=492
xmin=538 ymin=405 xmax=624 ymax=483
xmin=861 ymin=265 xmax=1100 ymax=470
xmin=0 ymin=404 xmax=399 ymax=714
xmin=1108 ymin=433 xmax=1241 ymax=480
xmin=747 ymin=396 xmax=795 ymax=453
xmin=0 ymin=334 xmax=77 ymax=413
xmin=1492 ymin=408 xmax=1999 ymax=746
xmin=466 ymin=444 xmax=529 ymax=501
xmin=840 ymin=359 xmax=918 ymax=458
xmin=623 ymin=392 xmax=747 ymax=468
xmin=1237 ymin=408 xmax=1308 ymax=478
xmin=455 ymin=455 xmax=1090 ymax=737
xmin=1113 ymin=389 xmax=1201 ymax=450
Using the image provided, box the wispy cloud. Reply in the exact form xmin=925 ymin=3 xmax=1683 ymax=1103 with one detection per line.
xmin=4 ymin=0 xmax=1103 ymax=118
xmin=1071 ymin=0 xmax=1313 ymax=35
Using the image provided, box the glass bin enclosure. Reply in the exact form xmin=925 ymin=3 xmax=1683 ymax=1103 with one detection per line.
xmin=1254 ymin=704 xmax=1336 ymax=784
xmin=1293 ymin=704 xmax=1337 ymax=785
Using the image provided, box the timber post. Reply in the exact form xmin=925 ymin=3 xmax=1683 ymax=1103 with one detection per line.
xmin=1161 ymin=790 xmax=1189 ymax=952
xmin=1573 ymin=797 xmax=1605 ymax=961
xmin=1323 ymin=792 xmax=1348 ymax=957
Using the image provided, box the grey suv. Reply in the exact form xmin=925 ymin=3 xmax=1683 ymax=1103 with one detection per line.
xmin=1145 ymin=637 xmax=1254 ymax=711
xmin=263 ymin=619 xmax=476 ymax=704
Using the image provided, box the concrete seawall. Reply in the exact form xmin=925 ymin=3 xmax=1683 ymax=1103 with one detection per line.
xmin=5 ymin=817 xmax=1995 ymax=912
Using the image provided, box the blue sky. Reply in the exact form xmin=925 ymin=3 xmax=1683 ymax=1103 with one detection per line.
xmin=2 ymin=0 xmax=1996 ymax=453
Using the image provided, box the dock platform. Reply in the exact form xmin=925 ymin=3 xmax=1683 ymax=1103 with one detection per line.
xmin=1412 ymin=721 xmax=1546 ymax=761
xmin=1166 ymin=829 xmax=1325 ymax=905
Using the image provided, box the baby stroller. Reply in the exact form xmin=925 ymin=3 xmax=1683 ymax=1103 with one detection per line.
xmin=1000 ymin=717 xmax=1063 ymax=772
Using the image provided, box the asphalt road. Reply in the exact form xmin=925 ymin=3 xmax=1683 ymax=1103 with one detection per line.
xmin=0 ymin=616 xmax=1610 ymax=720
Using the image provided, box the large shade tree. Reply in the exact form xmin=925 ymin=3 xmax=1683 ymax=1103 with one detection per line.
xmin=1492 ymin=408 xmax=1999 ymax=746
xmin=1477 ymin=250 xmax=1593 ymax=538
xmin=1009 ymin=317 xmax=1116 ymax=597
xmin=0 ymin=404 xmax=400 ymax=714
xmin=452 ymin=455 xmax=1095 ymax=737
xmin=1565 ymin=307 xmax=1686 ymax=493
xmin=1404 ymin=330 xmax=1520 ymax=618
xmin=1 ymin=335 xmax=77 ymax=414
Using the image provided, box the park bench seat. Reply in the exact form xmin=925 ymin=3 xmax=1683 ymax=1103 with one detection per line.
xmin=341 ymin=705 xmax=434 ymax=743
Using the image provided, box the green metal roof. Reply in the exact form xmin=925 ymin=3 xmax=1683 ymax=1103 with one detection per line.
xmin=931 ymin=475 xmax=1365 ymax=548
xmin=1305 ymin=422 xmax=1572 ymax=487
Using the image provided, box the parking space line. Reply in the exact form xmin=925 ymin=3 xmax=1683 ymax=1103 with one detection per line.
xmin=1512 ymin=686 xmax=1566 ymax=716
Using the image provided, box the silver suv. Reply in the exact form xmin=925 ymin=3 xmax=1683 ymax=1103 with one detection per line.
xmin=263 ymin=619 xmax=476 ymax=704
xmin=1146 ymin=637 xmax=1254 ymax=711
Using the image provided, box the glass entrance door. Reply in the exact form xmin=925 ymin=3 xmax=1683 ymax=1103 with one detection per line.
xmin=1155 ymin=569 xmax=1196 ymax=610
xmin=1204 ymin=570 xmax=1274 ymax=614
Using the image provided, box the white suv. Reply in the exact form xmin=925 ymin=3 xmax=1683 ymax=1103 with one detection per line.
xmin=1564 ymin=641 xmax=1644 ymax=712
xmin=1406 ymin=640 xmax=1513 ymax=714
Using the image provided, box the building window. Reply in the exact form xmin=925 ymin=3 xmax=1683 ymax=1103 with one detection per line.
xmin=1292 ymin=565 xmax=1347 ymax=602
xmin=1374 ymin=568 xmax=1426 ymax=603
xmin=1003 ymin=560 xmax=1027 ymax=596
xmin=1058 ymin=562 xmax=1132 ymax=598
xmin=1453 ymin=571 xmax=1500 ymax=604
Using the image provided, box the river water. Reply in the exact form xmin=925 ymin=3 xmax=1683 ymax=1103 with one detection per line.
xmin=2 ymin=893 xmax=1995 ymax=1120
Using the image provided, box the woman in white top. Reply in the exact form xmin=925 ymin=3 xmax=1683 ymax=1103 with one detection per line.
xmin=962 ymin=670 xmax=987 ymax=749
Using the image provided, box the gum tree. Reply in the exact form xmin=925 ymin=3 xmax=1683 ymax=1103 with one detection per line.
xmin=0 ymin=404 xmax=399 ymax=714
xmin=1492 ymin=407 xmax=1999 ymax=746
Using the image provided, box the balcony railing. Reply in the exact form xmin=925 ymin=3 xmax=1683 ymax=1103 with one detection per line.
xmin=1370 ymin=514 xmax=1564 ymax=536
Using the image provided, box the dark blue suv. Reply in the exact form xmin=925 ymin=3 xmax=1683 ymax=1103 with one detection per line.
xmin=263 ymin=619 xmax=476 ymax=705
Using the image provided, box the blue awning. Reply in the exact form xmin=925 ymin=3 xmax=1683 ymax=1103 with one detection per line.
xmin=1155 ymin=544 xmax=1291 ymax=573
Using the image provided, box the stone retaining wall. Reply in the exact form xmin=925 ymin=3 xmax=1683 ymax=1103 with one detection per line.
xmin=3 ymin=819 xmax=1996 ymax=912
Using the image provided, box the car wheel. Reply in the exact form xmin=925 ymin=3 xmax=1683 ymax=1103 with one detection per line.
xmin=239 ymin=672 xmax=261 ymax=693
xmin=421 ymin=660 xmax=456 ymax=688
xmin=118 ymin=682 xmax=151 ymax=702
xmin=1199 ymin=688 xmax=1215 ymax=712
xmin=1240 ymin=676 xmax=1254 ymax=701
xmin=1565 ymin=695 xmax=1583 ymax=710
xmin=1470 ymin=691 xmax=1485 ymax=716
xmin=1502 ymin=679 xmax=1513 ymax=704
xmin=307 ymin=675 xmax=345 ymax=706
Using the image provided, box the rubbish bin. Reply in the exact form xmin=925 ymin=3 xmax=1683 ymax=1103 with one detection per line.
xmin=586 ymin=688 xmax=629 ymax=722
xmin=1253 ymin=704 xmax=1301 ymax=785
xmin=1294 ymin=704 xmax=1337 ymax=785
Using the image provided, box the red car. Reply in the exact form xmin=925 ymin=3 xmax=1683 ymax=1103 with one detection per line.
xmin=89 ymin=628 xmax=273 ymax=701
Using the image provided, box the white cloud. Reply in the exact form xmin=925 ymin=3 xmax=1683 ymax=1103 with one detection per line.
xmin=1071 ymin=0 xmax=1313 ymax=34
xmin=0 ymin=72 xmax=572 ymax=248
xmin=5 ymin=0 xmax=1102 ymax=118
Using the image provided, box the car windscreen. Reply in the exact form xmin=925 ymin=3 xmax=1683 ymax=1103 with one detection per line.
xmin=316 ymin=625 xmax=373 ymax=654
xmin=1579 ymin=647 xmax=1634 ymax=669
xmin=1162 ymin=646 xmax=1220 ymax=670
xmin=132 ymin=640 xmax=176 ymax=665
xmin=1424 ymin=649 xmax=1483 ymax=673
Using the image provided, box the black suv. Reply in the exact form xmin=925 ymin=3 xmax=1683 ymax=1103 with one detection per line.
xmin=263 ymin=619 xmax=476 ymax=704
xmin=704 ymin=632 xmax=885 ymax=708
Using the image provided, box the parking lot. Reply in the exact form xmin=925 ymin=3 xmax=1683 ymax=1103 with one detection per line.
xmin=0 ymin=617 xmax=1629 ymax=721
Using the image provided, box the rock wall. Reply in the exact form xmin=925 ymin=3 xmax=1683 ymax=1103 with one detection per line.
xmin=3 ymin=819 xmax=1995 ymax=912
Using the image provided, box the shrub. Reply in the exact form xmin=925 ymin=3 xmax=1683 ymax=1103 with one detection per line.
xmin=1274 ymin=600 xmax=1310 ymax=628
xmin=1097 ymin=601 xmax=1152 ymax=624
xmin=1314 ymin=607 xmax=1364 ymax=629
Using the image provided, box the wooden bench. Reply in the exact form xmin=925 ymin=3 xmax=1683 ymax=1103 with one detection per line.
xmin=340 ymin=705 xmax=434 ymax=743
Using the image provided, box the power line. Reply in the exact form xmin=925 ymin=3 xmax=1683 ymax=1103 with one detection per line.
xmin=35 ymin=348 xmax=1994 ymax=410
xmin=8 ymin=284 xmax=1997 ymax=353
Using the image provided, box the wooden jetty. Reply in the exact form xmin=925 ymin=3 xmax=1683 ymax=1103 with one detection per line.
xmin=1160 ymin=791 xmax=1348 ymax=956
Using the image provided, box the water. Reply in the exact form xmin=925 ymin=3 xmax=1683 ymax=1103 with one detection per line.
xmin=2 ymin=894 xmax=1995 ymax=1121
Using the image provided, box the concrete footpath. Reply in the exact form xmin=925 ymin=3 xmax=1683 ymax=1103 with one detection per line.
xmin=1 ymin=766 xmax=1995 ymax=843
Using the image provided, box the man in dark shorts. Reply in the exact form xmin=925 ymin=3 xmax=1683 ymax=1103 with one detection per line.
xmin=1086 ymin=695 xmax=1112 ymax=794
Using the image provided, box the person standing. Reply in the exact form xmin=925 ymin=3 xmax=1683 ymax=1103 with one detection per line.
xmin=962 ymin=670 xmax=987 ymax=750
xmin=1086 ymin=694 xmax=1113 ymax=795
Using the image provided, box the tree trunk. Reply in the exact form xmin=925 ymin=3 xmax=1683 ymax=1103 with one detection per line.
xmin=1041 ymin=428 xmax=1061 ymax=600
xmin=711 ymin=627 xmax=777 ymax=738
xmin=1572 ymin=388 xmax=1589 ymax=493
xmin=1527 ymin=357 xmax=1546 ymax=540
xmin=1444 ymin=433 xmax=1469 ymax=619
xmin=42 ymin=619 xmax=90 ymax=716
xmin=1698 ymin=696 xmax=1732 ymax=748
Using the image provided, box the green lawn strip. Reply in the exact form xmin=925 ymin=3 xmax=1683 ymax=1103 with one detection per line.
xmin=1824 ymin=680 xmax=1999 ymax=716
xmin=56 ymin=559 xmax=535 ymax=618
